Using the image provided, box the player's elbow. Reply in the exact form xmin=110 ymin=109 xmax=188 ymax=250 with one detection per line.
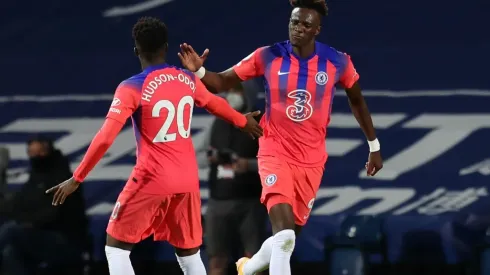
xmin=345 ymin=83 xmax=364 ymax=106
xmin=348 ymin=94 xmax=364 ymax=106
xmin=100 ymin=138 xmax=113 ymax=148
xmin=202 ymin=98 xmax=221 ymax=114
xmin=94 ymin=132 xmax=115 ymax=150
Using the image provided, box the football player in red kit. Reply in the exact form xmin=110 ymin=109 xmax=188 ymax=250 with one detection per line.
xmin=47 ymin=17 xmax=263 ymax=275
xmin=178 ymin=1 xmax=383 ymax=274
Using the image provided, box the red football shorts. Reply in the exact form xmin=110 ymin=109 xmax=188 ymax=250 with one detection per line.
xmin=106 ymin=187 xmax=202 ymax=249
xmin=258 ymin=155 xmax=324 ymax=226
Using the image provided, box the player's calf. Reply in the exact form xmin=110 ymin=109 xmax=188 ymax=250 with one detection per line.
xmin=105 ymin=234 xmax=135 ymax=275
xmin=175 ymin=246 xmax=207 ymax=275
xmin=241 ymin=198 xmax=296 ymax=275
xmin=241 ymin=226 xmax=303 ymax=275
xmin=270 ymin=229 xmax=295 ymax=275
xmin=268 ymin=202 xmax=296 ymax=275
xmin=209 ymin=255 xmax=228 ymax=275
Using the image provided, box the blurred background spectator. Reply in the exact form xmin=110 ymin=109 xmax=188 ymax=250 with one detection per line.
xmin=0 ymin=137 xmax=88 ymax=275
xmin=196 ymin=80 xmax=267 ymax=275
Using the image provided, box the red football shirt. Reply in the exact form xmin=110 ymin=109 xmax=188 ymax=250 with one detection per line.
xmin=73 ymin=64 xmax=247 ymax=195
xmin=233 ymin=41 xmax=359 ymax=167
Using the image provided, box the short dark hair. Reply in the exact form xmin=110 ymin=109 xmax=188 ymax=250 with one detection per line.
xmin=290 ymin=0 xmax=328 ymax=16
xmin=132 ymin=17 xmax=168 ymax=58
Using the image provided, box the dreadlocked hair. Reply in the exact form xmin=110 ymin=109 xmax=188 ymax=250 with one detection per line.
xmin=290 ymin=0 xmax=328 ymax=16
xmin=132 ymin=17 xmax=168 ymax=57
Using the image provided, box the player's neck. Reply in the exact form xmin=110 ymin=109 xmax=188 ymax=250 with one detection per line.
xmin=140 ymin=59 xmax=167 ymax=71
xmin=292 ymin=42 xmax=316 ymax=59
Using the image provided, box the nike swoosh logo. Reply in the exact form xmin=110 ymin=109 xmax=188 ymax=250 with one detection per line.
xmin=278 ymin=71 xmax=290 ymax=75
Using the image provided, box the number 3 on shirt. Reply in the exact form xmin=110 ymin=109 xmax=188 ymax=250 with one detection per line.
xmin=152 ymin=96 xmax=194 ymax=143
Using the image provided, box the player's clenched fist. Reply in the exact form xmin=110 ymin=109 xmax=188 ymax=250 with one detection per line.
xmin=365 ymin=151 xmax=383 ymax=176
xmin=241 ymin=110 xmax=263 ymax=139
xmin=46 ymin=177 xmax=81 ymax=206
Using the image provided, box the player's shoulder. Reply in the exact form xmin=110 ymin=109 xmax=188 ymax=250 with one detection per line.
xmin=316 ymin=42 xmax=349 ymax=60
xmin=252 ymin=41 xmax=292 ymax=62
xmin=263 ymin=40 xmax=290 ymax=57
xmin=160 ymin=65 xmax=197 ymax=82
xmin=315 ymin=42 xmax=351 ymax=67
xmin=259 ymin=40 xmax=345 ymax=59
xmin=117 ymin=72 xmax=146 ymax=91
xmin=121 ymin=66 xmax=196 ymax=86
xmin=176 ymin=67 xmax=197 ymax=82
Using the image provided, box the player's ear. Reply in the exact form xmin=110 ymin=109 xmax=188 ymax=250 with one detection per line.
xmin=164 ymin=42 xmax=169 ymax=53
xmin=315 ymin=25 xmax=321 ymax=36
xmin=134 ymin=47 xmax=139 ymax=57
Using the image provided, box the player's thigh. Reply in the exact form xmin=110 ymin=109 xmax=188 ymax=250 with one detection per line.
xmin=291 ymin=165 xmax=324 ymax=226
xmin=106 ymin=188 xmax=163 ymax=243
xmin=155 ymin=192 xmax=203 ymax=249
xmin=237 ymin=199 xmax=268 ymax=255
xmin=258 ymin=155 xmax=295 ymax=211
xmin=204 ymin=199 xmax=235 ymax=257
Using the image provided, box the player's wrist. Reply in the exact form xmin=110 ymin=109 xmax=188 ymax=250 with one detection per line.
xmin=194 ymin=67 xmax=206 ymax=79
xmin=72 ymin=173 xmax=84 ymax=184
xmin=237 ymin=114 xmax=247 ymax=128
xmin=367 ymin=138 xmax=380 ymax=152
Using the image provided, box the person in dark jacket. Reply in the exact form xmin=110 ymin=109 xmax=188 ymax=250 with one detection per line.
xmin=0 ymin=136 xmax=88 ymax=275
xmin=198 ymin=81 xmax=267 ymax=275
xmin=0 ymin=147 xmax=8 ymax=199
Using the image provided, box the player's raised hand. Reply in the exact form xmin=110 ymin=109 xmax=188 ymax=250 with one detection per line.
xmin=241 ymin=111 xmax=263 ymax=139
xmin=45 ymin=177 xmax=81 ymax=206
xmin=365 ymin=151 xmax=383 ymax=176
xmin=178 ymin=43 xmax=209 ymax=72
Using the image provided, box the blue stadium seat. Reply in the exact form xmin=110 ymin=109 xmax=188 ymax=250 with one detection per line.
xmin=38 ymin=234 xmax=93 ymax=275
xmin=329 ymin=248 xmax=365 ymax=275
xmin=37 ymin=251 xmax=92 ymax=275
xmin=474 ymin=227 xmax=490 ymax=275
xmin=480 ymin=248 xmax=490 ymax=275
xmin=325 ymin=215 xmax=386 ymax=272
xmin=338 ymin=216 xmax=384 ymax=247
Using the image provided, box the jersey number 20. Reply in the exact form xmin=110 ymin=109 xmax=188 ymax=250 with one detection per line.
xmin=152 ymin=96 xmax=194 ymax=143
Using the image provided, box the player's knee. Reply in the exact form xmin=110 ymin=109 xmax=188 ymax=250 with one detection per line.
xmin=106 ymin=234 xmax=133 ymax=251
xmin=268 ymin=200 xmax=295 ymax=233
xmin=175 ymin=246 xmax=200 ymax=257
xmin=272 ymin=229 xmax=296 ymax=254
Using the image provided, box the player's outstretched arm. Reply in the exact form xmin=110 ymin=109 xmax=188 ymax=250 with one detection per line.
xmin=178 ymin=43 xmax=241 ymax=93
xmin=46 ymin=118 xmax=125 ymax=205
xmin=200 ymin=68 xmax=242 ymax=94
xmin=72 ymin=118 xmax=125 ymax=182
xmin=46 ymin=82 xmax=139 ymax=205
